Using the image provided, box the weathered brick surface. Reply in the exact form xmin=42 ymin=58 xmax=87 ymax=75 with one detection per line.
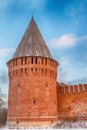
xmin=7 ymin=56 xmax=58 ymax=123
xmin=57 ymin=83 xmax=87 ymax=121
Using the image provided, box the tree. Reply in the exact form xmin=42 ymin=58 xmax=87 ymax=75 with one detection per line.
xmin=0 ymin=87 xmax=7 ymax=127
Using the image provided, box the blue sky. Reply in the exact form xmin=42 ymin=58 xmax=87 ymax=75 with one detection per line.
xmin=0 ymin=0 xmax=87 ymax=99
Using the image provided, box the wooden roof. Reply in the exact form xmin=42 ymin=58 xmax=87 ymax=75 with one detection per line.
xmin=12 ymin=17 xmax=53 ymax=59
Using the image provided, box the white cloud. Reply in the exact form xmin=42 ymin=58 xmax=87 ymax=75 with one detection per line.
xmin=49 ymin=33 xmax=76 ymax=49
xmin=0 ymin=48 xmax=14 ymax=58
xmin=49 ymin=33 xmax=87 ymax=49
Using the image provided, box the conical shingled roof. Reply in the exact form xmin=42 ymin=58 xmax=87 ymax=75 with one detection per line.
xmin=12 ymin=17 xmax=53 ymax=59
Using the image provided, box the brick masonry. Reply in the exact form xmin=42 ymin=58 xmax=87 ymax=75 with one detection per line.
xmin=7 ymin=56 xmax=87 ymax=126
xmin=57 ymin=83 xmax=87 ymax=121
xmin=7 ymin=56 xmax=58 ymax=125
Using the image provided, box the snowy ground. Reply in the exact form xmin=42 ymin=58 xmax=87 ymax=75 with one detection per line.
xmin=1 ymin=121 xmax=87 ymax=129
xmin=53 ymin=121 xmax=87 ymax=128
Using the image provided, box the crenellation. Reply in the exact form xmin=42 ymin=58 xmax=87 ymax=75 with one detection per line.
xmin=57 ymin=84 xmax=87 ymax=94
xmin=8 ymin=57 xmax=57 ymax=79
xmin=9 ymin=57 xmax=58 ymax=68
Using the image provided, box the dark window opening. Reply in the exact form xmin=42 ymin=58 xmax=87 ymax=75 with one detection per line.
xmin=21 ymin=58 xmax=23 ymax=65
xmin=25 ymin=57 xmax=27 ymax=64
xmin=51 ymin=121 xmax=53 ymax=123
xmin=45 ymin=69 xmax=47 ymax=76
xmin=45 ymin=81 xmax=48 ymax=87
xmin=18 ymin=83 xmax=20 ymax=87
xmin=31 ymin=57 xmax=33 ymax=64
xmin=17 ymin=121 xmax=19 ymax=124
xmin=33 ymin=100 xmax=36 ymax=104
xmin=42 ymin=58 xmax=43 ymax=64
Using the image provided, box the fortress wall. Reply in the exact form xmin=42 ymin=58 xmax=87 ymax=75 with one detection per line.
xmin=57 ymin=83 xmax=87 ymax=121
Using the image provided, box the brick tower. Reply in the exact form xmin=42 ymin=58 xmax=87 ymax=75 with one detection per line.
xmin=7 ymin=17 xmax=59 ymax=127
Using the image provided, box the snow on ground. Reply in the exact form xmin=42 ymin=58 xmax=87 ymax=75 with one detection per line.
xmin=53 ymin=121 xmax=87 ymax=128
xmin=1 ymin=121 xmax=87 ymax=129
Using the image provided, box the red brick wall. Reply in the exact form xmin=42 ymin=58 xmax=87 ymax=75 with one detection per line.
xmin=7 ymin=56 xmax=58 ymax=122
xmin=57 ymin=83 xmax=87 ymax=121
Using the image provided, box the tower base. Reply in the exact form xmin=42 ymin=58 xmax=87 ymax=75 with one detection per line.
xmin=6 ymin=121 xmax=58 ymax=128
